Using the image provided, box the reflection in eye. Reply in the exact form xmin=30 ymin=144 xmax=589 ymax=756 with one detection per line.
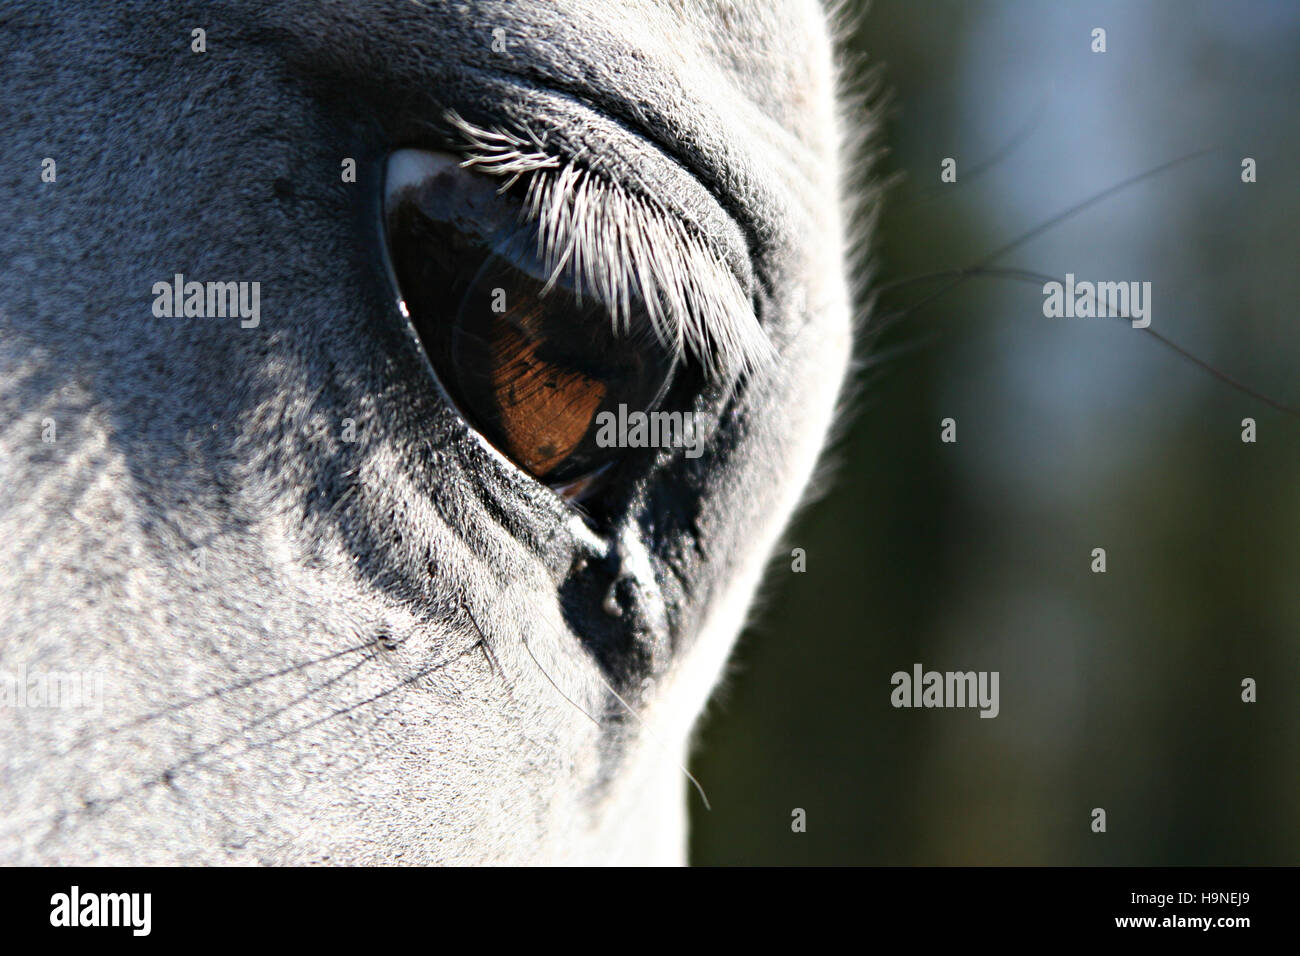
xmin=383 ymin=150 xmax=679 ymax=496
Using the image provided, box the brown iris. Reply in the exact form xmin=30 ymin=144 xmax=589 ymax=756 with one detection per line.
xmin=474 ymin=295 xmax=606 ymax=479
xmin=384 ymin=150 xmax=678 ymax=494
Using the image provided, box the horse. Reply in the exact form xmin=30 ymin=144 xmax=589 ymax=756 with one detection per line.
xmin=0 ymin=0 xmax=861 ymax=864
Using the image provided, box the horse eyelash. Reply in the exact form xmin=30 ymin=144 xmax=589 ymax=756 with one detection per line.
xmin=445 ymin=110 xmax=775 ymax=381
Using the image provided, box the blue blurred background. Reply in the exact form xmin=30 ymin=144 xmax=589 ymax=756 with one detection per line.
xmin=690 ymin=0 xmax=1300 ymax=864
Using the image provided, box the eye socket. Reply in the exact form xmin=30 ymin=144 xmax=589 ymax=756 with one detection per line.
xmin=383 ymin=149 xmax=679 ymax=497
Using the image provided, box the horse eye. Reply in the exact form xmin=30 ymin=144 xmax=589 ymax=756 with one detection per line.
xmin=383 ymin=149 xmax=679 ymax=497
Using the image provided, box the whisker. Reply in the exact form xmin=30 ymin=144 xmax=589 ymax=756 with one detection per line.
xmin=879 ymin=265 xmax=1298 ymax=416
xmin=55 ymin=634 xmax=407 ymax=757
xmin=142 ymin=650 xmax=385 ymax=778
xmin=883 ymin=147 xmax=1219 ymax=323
xmin=531 ymin=613 xmax=713 ymax=812
xmin=583 ymin=661 xmax=712 ymax=812
xmin=38 ymin=637 xmax=488 ymax=830
xmin=519 ymin=634 xmax=602 ymax=728
xmin=892 ymin=92 xmax=1051 ymax=214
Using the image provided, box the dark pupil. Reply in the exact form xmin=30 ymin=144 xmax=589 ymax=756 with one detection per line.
xmin=386 ymin=164 xmax=677 ymax=486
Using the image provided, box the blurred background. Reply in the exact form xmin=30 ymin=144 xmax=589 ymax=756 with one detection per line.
xmin=689 ymin=0 xmax=1300 ymax=864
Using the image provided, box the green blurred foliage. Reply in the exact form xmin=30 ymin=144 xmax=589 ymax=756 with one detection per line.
xmin=689 ymin=0 xmax=1299 ymax=865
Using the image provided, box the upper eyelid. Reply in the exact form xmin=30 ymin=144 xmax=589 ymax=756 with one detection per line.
xmin=440 ymin=111 xmax=774 ymax=381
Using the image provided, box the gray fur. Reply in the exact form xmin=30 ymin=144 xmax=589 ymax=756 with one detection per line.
xmin=0 ymin=0 xmax=856 ymax=864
